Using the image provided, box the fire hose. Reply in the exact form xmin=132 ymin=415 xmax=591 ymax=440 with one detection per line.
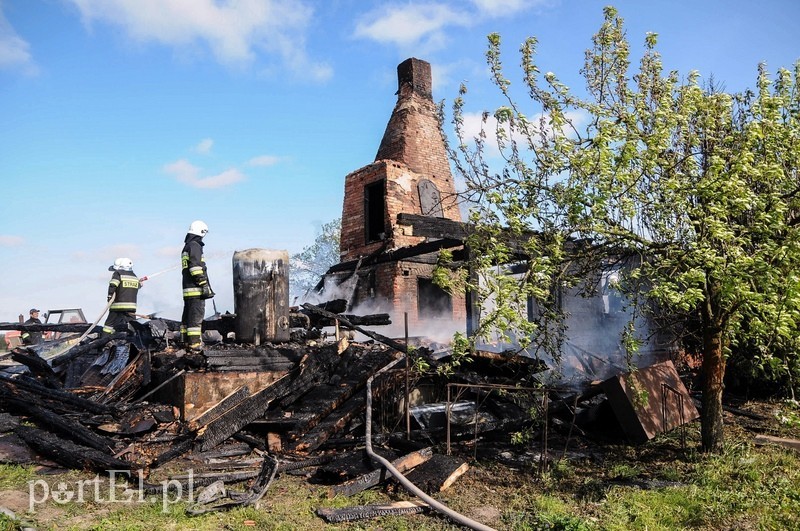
xmin=74 ymin=293 xmax=116 ymax=344
xmin=364 ymin=356 xmax=497 ymax=531
xmin=75 ymin=264 xmax=180 ymax=343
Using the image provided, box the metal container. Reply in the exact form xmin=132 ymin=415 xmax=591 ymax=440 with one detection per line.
xmin=232 ymin=249 xmax=290 ymax=343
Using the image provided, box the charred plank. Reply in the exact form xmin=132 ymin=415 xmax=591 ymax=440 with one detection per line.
xmin=0 ymin=373 xmax=115 ymax=415
xmin=9 ymin=349 xmax=61 ymax=388
xmin=396 ymin=213 xmax=471 ymax=240
xmin=98 ymin=351 xmax=151 ymax=404
xmin=3 ymin=396 xmax=115 ymax=452
xmin=16 ymin=426 xmax=131 ymax=473
xmin=302 ymin=304 xmax=407 ymax=353
xmin=331 ymin=447 xmax=433 ymax=497
xmin=317 ymin=500 xmax=428 ymax=523
xmin=402 ymin=453 xmax=469 ymax=493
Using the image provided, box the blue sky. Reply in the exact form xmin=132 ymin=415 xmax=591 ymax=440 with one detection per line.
xmin=1 ymin=0 xmax=798 ymax=324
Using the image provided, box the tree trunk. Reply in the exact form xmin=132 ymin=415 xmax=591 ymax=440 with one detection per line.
xmin=700 ymin=318 xmax=726 ymax=452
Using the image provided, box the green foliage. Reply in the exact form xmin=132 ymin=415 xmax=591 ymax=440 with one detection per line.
xmin=447 ymin=5 xmax=800 ymax=451
xmin=289 ymin=218 xmax=341 ymax=302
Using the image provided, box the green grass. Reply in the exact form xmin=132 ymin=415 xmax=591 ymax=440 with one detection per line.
xmin=0 ymin=464 xmax=37 ymax=490
xmin=4 ymin=402 xmax=800 ymax=530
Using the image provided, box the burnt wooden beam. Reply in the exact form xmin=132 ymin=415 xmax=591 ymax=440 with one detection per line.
xmin=403 ymin=454 xmax=469 ymax=493
xmin=16 ymin=425 xmax=132 ymax=473
xmin=190 ymin=386 xmax=250 ymax=430
xmin=0 ymin=322 xmax=92 ymax=333
xmin=3 ymin=396 xmax=116 ymax=452
xmin=312 ymin=313 xmax=392 ymax=329
xmin=330 ymin=447 xmax=433 ymax=497
xmin=302 ymin=303 xmax=407 ymax=353
xmin=396 ymin=213 xmax=471 ymax=240
xmin=0 ymin=373 xmax=116 ymax=415
xmin=10 ymin=348 xmax=62 ymax=388
xmin=292 ymin=393 xmax=366 ymax=453
xmin=317 ymin=500 xmax=428 ymax=523
xmin=325 ymin=237 xmax=464 ymax=274
xmin=98 ymin=351 xmax=151 ymax=404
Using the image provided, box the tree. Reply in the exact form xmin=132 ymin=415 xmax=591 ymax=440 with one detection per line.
xmin=447 ymin=7 xmax=800 ymax=452
xmin=289 ymin=218 xmax=341 ymax=303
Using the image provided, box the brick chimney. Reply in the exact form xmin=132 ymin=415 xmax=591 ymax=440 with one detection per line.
xmin=333 ymin=58 xmax=466 ymax=333
xmin=340 ymin=58 xmax=461 ymax=263
xmin=375 ymin=58 xmax=452 ymax=181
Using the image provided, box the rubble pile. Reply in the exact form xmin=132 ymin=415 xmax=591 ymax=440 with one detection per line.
xmin=0 ymin=303 xmax=696 ymax=524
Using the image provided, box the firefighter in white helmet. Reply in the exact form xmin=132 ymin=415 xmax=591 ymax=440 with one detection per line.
xmin=181 ymin=220 xmax=214 ymax=350
xmin=103 ymin=257 xmax=141 ymax=335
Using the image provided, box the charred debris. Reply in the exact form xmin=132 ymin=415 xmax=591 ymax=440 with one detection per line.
xmin=0 ymin=293 xmax=697 ymax=523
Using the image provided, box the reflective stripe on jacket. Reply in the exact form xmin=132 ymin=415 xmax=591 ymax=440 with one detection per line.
xmin=108 ymin=270 xmax=139 ymax=313
xmin=182 ymin=234 xmax=208 ymax=299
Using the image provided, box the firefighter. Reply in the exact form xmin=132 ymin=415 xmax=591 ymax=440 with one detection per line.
xmin=21 ymin=308 xmax=43 ymax=345
xmin=181 ymin=220 xmax=214 ymax=350
xmin=103 ymin=257 xmax=140 ymax=334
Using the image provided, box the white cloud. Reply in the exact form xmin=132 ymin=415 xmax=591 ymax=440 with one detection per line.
xmin=0 ymin=6 xmax=35 ymax=73
xmin=65 ymin=0 xmax=332 ymax=81
xmin=194 ymin=138 xmax=213 ymax=154
xmin=248 ymin=155 xmax=279 ymax=167
xmin=460 ymin=108 xmax=589 ymax=157
xmin=0 ymin=235 xmax=24 ymax=246
xmin=354 ymin=3 xmax=470 ymax=51
xmin=163 ymin=158 xmax=246 ymax=189
xmin=470 ymin=0 xmax=547 ymax=17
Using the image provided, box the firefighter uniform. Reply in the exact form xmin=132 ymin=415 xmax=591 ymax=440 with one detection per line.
xmin=181 ymin=227 xmax=213 ymax=349
xmin=103 ymin=267 xmax=140 ymax=334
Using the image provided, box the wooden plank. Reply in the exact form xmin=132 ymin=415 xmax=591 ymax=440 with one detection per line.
xmin=302 ymin=304 xmax=407 ymax=353
xmin=194 ymin=345 xmax=341 ymax=452
xmin=331 ymin=447 xmax=433 ymax=497
xmin=403 ymin=453 xmax=469 ymax=493
xmin=98 ymin=351 xmax=151 ymax=404
xmin=396 ymin=213 xmax=471 ymax=240
xmin=9 ymin=349 xmax=62 ymax=388
xmin=0 ymin=373 xmax=115 ymax=415
xmin=754 ymin=434 xmax=800 ymax=452
xmin=191 ymin=385 xmax=250 ymax=429
xmin=325 ymin=237 xmax=465 ymax=274
xmin=205 ymin=358 xmax=295 ymax=370
xmin=2 ymin=396 xmax=116 ymax=452
xmin=16 ymin=426 xmax=132 ymax=473
xmin=317 ymin=500 xmax=428 ymax=523
xmin=293 ymin=393 xmax=366 ymax=453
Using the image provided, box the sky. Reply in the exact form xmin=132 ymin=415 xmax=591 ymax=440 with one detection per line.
xmin=1 ymin=0 xmax=798 ymax=325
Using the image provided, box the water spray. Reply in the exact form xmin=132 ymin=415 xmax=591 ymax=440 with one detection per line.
xmin=139 ymin=264 xmax=181 ymax=283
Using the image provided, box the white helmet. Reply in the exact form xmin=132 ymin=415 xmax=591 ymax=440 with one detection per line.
xmin=110 ymin=257 xmax=133 ymax=271
xmin=188 ymin=220 xmax=209 ymax=237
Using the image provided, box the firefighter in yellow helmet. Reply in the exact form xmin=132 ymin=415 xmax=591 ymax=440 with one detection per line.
xmin=181 ymin=220 xmax=214 ymax=350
